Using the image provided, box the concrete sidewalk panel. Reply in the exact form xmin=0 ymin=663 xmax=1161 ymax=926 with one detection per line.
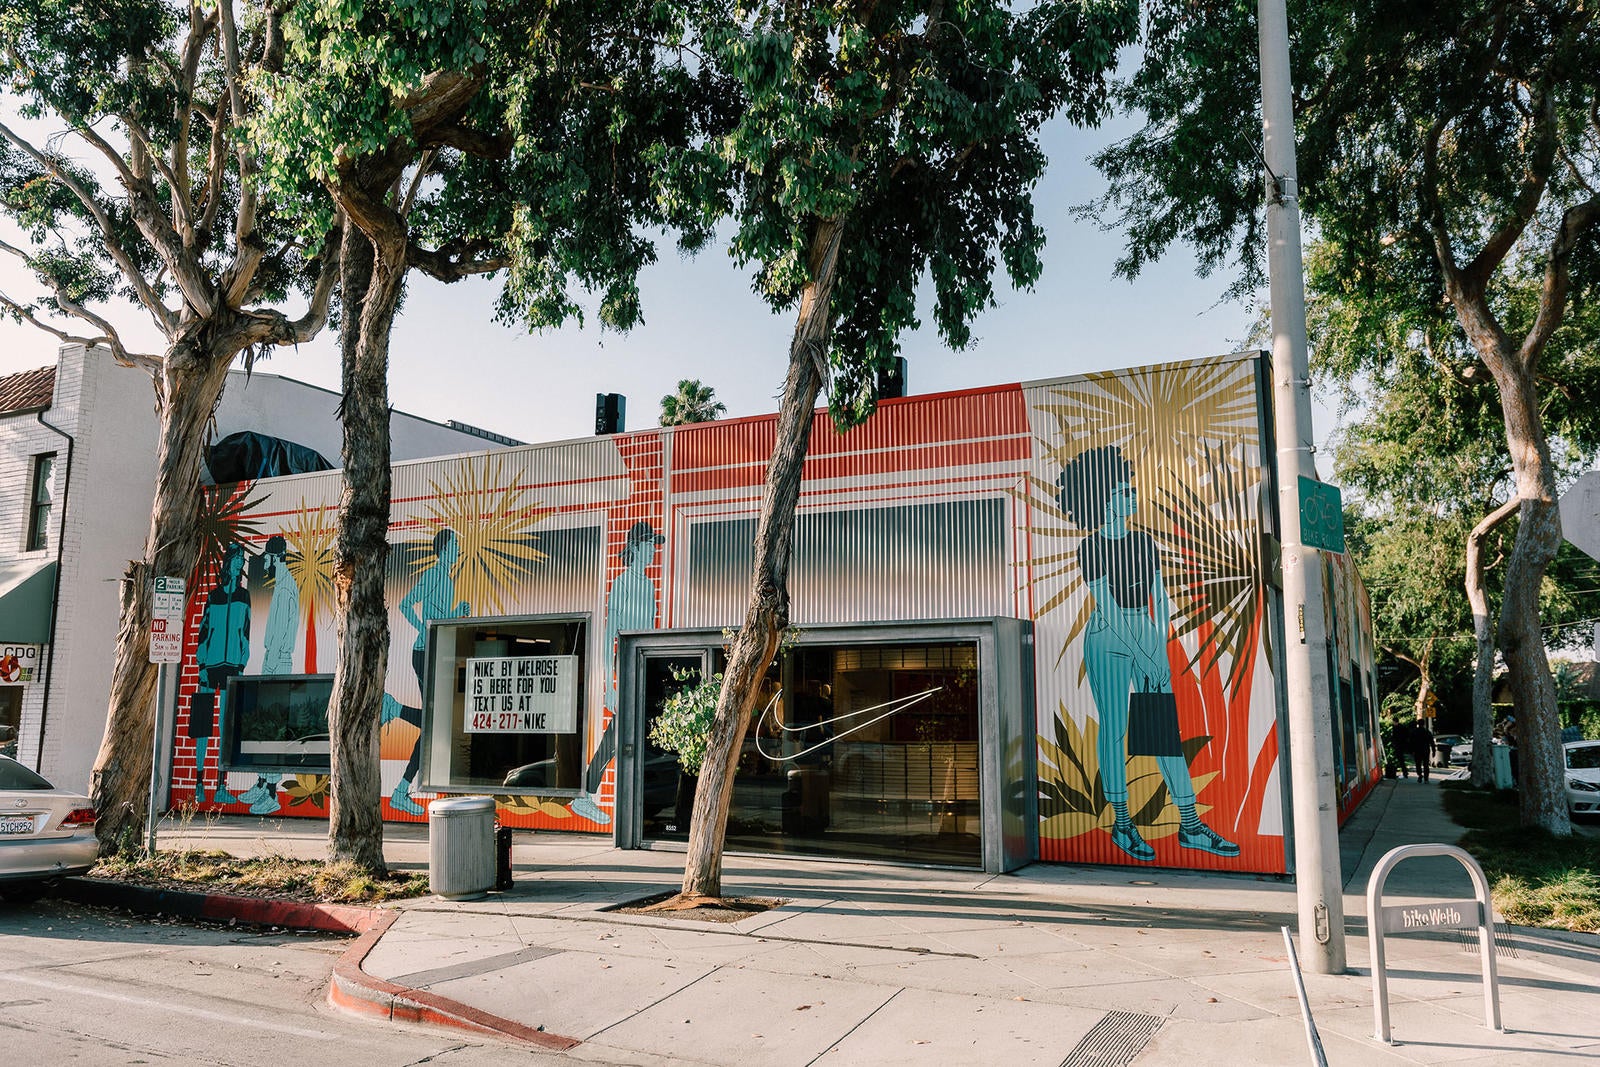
xmin=422 ymin=948 xmax=718 ymax=1039
xmin=591 ymin=967 xmax=897 ymax=1067
xmin=1313 ymin=997 xmax=1578 ymax=1063
xmin=817 ymin=987 xmax=1104 ymax=1066
xmin=1137 ymin=1013 xmax=1412 ymax=1066
xmin=1463 ymin=987 xmax=1600 ymax=1051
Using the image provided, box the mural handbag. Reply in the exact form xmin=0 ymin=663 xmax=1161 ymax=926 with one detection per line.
xmin=1127 ymin=691 xmax=1183 ymax=758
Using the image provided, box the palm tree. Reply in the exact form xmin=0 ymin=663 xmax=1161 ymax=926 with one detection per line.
xmin=659 ymin=379 xmax=726 ymax=426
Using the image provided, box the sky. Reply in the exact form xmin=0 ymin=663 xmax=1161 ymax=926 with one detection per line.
xmin=0 ymin=109 xmax=1338 ymax=468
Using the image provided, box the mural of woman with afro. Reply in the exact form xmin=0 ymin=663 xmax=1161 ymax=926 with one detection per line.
xmin=1057 ymin=444 xmax=1238 ymax=861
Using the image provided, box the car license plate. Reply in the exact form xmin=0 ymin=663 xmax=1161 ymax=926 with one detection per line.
xmin=0 ymin=815 xmax=35 ymax=834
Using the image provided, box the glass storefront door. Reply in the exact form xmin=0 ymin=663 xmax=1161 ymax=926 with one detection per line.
xmin=640 ymin=652 xmax=714 ymax=838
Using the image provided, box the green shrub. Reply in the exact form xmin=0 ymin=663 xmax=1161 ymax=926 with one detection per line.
xmin=650 ymin=668 xmax=722 ymax=775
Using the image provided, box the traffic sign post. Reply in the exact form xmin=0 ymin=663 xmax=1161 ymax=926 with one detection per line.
xmin=147 ymin=577 xmax=185 ymax=854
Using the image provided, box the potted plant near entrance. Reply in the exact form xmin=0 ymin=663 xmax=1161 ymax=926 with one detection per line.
xmin=650 ymin=668 xmax=722 ymax=831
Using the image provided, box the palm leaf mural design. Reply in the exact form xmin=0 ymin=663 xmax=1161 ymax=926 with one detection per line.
xmin=194 ymin=479 xmax=268 ymax=581
xmin=1017 ymin=356 xmax=1266 ymax=681
xmin=407 ymin=455 xmax=555 ymax=615
xmin=1034 ymin=354 xmax=1261 ymax=472
xmin=1037 ymin=705 xmax=1218 ymax=840
xmin=1152 ymin=444 xmax=1275 ymax=696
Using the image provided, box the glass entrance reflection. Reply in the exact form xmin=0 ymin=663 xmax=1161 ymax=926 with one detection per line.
xmin=641 ymin=639 xmax=981 ymax=867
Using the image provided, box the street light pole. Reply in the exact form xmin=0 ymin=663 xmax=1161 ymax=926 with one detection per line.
xmin=1258 ymin=0 xmax=1346 ymax=974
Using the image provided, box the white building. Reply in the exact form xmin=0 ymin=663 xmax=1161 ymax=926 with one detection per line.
xmin=0 ymin=343 xmax=511 ymax=790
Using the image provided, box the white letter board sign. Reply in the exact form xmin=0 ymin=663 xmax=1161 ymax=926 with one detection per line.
xmin=465 ymin=655 xmax=578 ymax=733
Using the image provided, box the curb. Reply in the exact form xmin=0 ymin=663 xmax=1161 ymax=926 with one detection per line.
xmin=329 ymin=911 xmax=581 ymax=1051
xmin=60 ymin=877 xmax=581 ymax=1050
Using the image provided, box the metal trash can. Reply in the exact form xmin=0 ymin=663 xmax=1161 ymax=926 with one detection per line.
xmin=428 ymin=796 xmax=496 ymax=900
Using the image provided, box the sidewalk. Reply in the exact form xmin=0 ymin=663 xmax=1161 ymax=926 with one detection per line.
xmin=157 ymin=776 xmax=1600 ymax=1065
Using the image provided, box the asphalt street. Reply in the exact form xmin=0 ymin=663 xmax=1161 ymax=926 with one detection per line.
xmin=0 ymin=898 xmax=572 ymax=1065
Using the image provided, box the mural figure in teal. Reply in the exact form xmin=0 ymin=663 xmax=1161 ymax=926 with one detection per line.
xmin=190 ymin=543 xmax=248 ymax=805
xmin=1057 ymin=445 xmax=1238 ymax=860
xmin=392 ymin=528 xmax=470 ymax=815
xmin=570 ymin=521 xmax=664 ymax=824
xmin=239 ymin=534 xmax=298 ymax=815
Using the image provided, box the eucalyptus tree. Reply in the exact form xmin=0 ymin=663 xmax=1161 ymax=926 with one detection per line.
xmin=0 ymin=0 xmax=339 ymax=852
xmin=1088 ymin=0 xmax=1600 ymax=831
xmin=651 ymin=0 xmax=1139 ymax=900
xmin=253 ymin=0 xmax=703 ymax=868
xmin=1312 ymin=242 xmax=1600 ymax=783
xmin=660 ymin=378 xmax=726 ymax=425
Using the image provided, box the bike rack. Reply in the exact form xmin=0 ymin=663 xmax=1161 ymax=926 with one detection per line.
xmin=1365 ymin=843 xmax=1502 ymax=1044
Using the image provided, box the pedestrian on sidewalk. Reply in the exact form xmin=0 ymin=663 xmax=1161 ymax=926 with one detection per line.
xmin=1409 ymin=719 xmax=1432 ymax=783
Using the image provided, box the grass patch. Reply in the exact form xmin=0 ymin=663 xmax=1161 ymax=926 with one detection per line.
xmin=1439 ymin=782 xmax=1600 ymax=933
xmin=91 ymin=849 xmax=429 ymax=905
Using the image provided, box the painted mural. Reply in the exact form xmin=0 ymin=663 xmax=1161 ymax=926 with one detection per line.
xmin=172 ymin=353 xmax=1380 ymax=872
xmin=1022 ymin=355 xmax=1288 ymax=872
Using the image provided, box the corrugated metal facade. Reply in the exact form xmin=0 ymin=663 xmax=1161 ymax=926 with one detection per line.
xmin=174 ymin=352 xmax=1382 ymax=874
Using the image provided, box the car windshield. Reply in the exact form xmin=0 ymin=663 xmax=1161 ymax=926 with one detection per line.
xmin=0 ymin=757 xmax=54 ymax=790
xmin=1568 ymin=746 xmax=1600 ymax=771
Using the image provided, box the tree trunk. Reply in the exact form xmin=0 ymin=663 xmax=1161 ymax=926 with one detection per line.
xmin=90 ymin=331 xmax=236 ymax=855
xmin=1465 ymin=497 xmax=1517 ymax=788
xmin=680 ymin=218 xmax=844 ymax=899
xmin=1473 ymin=353 xmax=1568 ymax=831
xmin=325 ymin=225 xmax=401 ymax=872
xmin=1448 ymin=260 xmax=1571 ymax=831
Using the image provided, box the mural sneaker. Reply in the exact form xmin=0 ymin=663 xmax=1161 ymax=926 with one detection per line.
xmin=390 ymin=783 xmax=424 ymax=816
xmin=1178 ymin=824 xmax=1240 ymax=857
xmin=569 ymin=793 xmax=610 ymax=825
xmin=250 ymin=791 xmax=281 ymax=815
xmin=212 ymin=785 xmax=241 ymax=805
xmin=237 ymin=781 xmax=268 ymax=806
xmin=1110 ymin=822 xmax=1154 ymax=862
xmin=380 ymin=693 xmax=404 ymax=726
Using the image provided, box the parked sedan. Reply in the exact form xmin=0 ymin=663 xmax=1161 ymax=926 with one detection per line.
xmin=1450 ymin=739 xmax=1474 ymax=766
xmin=0 ymin=755 xmax=98 ymax=902
xmin=1566 ymin=740 xmax=1600 ymax=817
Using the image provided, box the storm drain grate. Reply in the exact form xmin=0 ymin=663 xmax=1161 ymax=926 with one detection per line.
xmin=1456 ymin=925 xmax=1519 ymax=959
xmin=1060 ymin=1010 xmax=1165 ymax=1067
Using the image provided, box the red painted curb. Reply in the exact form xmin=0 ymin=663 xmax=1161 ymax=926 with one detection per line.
xmin=328 ymin=910 xmax=581 ymax=1051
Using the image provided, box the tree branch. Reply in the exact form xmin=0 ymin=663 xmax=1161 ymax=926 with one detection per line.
xmin=0 ymin=119 xmax=177 ymax=335
xmin=217 ymin=0 xmax=263 ymax=306
xmin=1459 ymin=88 xmax=1556 ymax=291
xmin=1519 ymin=194 xmax=1600 ymax=371
xmin=407 ymin=239 xmax=509 ymax=282
xmin=235 ymin=222 xmax=345 ymax=348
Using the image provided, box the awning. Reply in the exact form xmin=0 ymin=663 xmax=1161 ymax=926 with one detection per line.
xmin=0 ymin=558 xmax=56 ymax=644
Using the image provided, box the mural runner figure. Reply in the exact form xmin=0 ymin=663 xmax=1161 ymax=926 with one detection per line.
xmin=239 ymin=535 xmax=299 ymax=815
xmin=1057 ymin=445 xmax=1239 ymax=861
xmin=190 ymin=543 xmax=248 ymax=806
xmin=570 ymin=521 xmax=664 ymax=824
xmin=390 ymin=528 xmax=470 ymax=815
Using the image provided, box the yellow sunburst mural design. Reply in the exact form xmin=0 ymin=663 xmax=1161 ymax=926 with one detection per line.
xmin=412 ymin=455 xmax=555 ymax=615
xmin=284 ymin=499 xmax=338 ymax=627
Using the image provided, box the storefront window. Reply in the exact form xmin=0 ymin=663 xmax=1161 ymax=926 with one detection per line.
xmin=645 ymin=639 xmax=982 ymax=866
xmin=422 ymin=615 xmax=589 ymax=793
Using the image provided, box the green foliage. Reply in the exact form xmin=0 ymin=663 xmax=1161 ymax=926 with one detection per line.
xmin=0 ymin=1 xmax=330 ymax=335
xmin=657 ymin=0 xmax=1139 ymax=427
xmin=1099 ymin=3 xmax=1600 ymax=730
xmin=1442 ymin=782 xmax=1600 ymax=933
xmin=649 ymin=668 xmax=722 ymax=775
xmin=660 ymin=379 xmax=726 ymax=426
xmin=252 ymin=0 xmax=703 ymax=333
